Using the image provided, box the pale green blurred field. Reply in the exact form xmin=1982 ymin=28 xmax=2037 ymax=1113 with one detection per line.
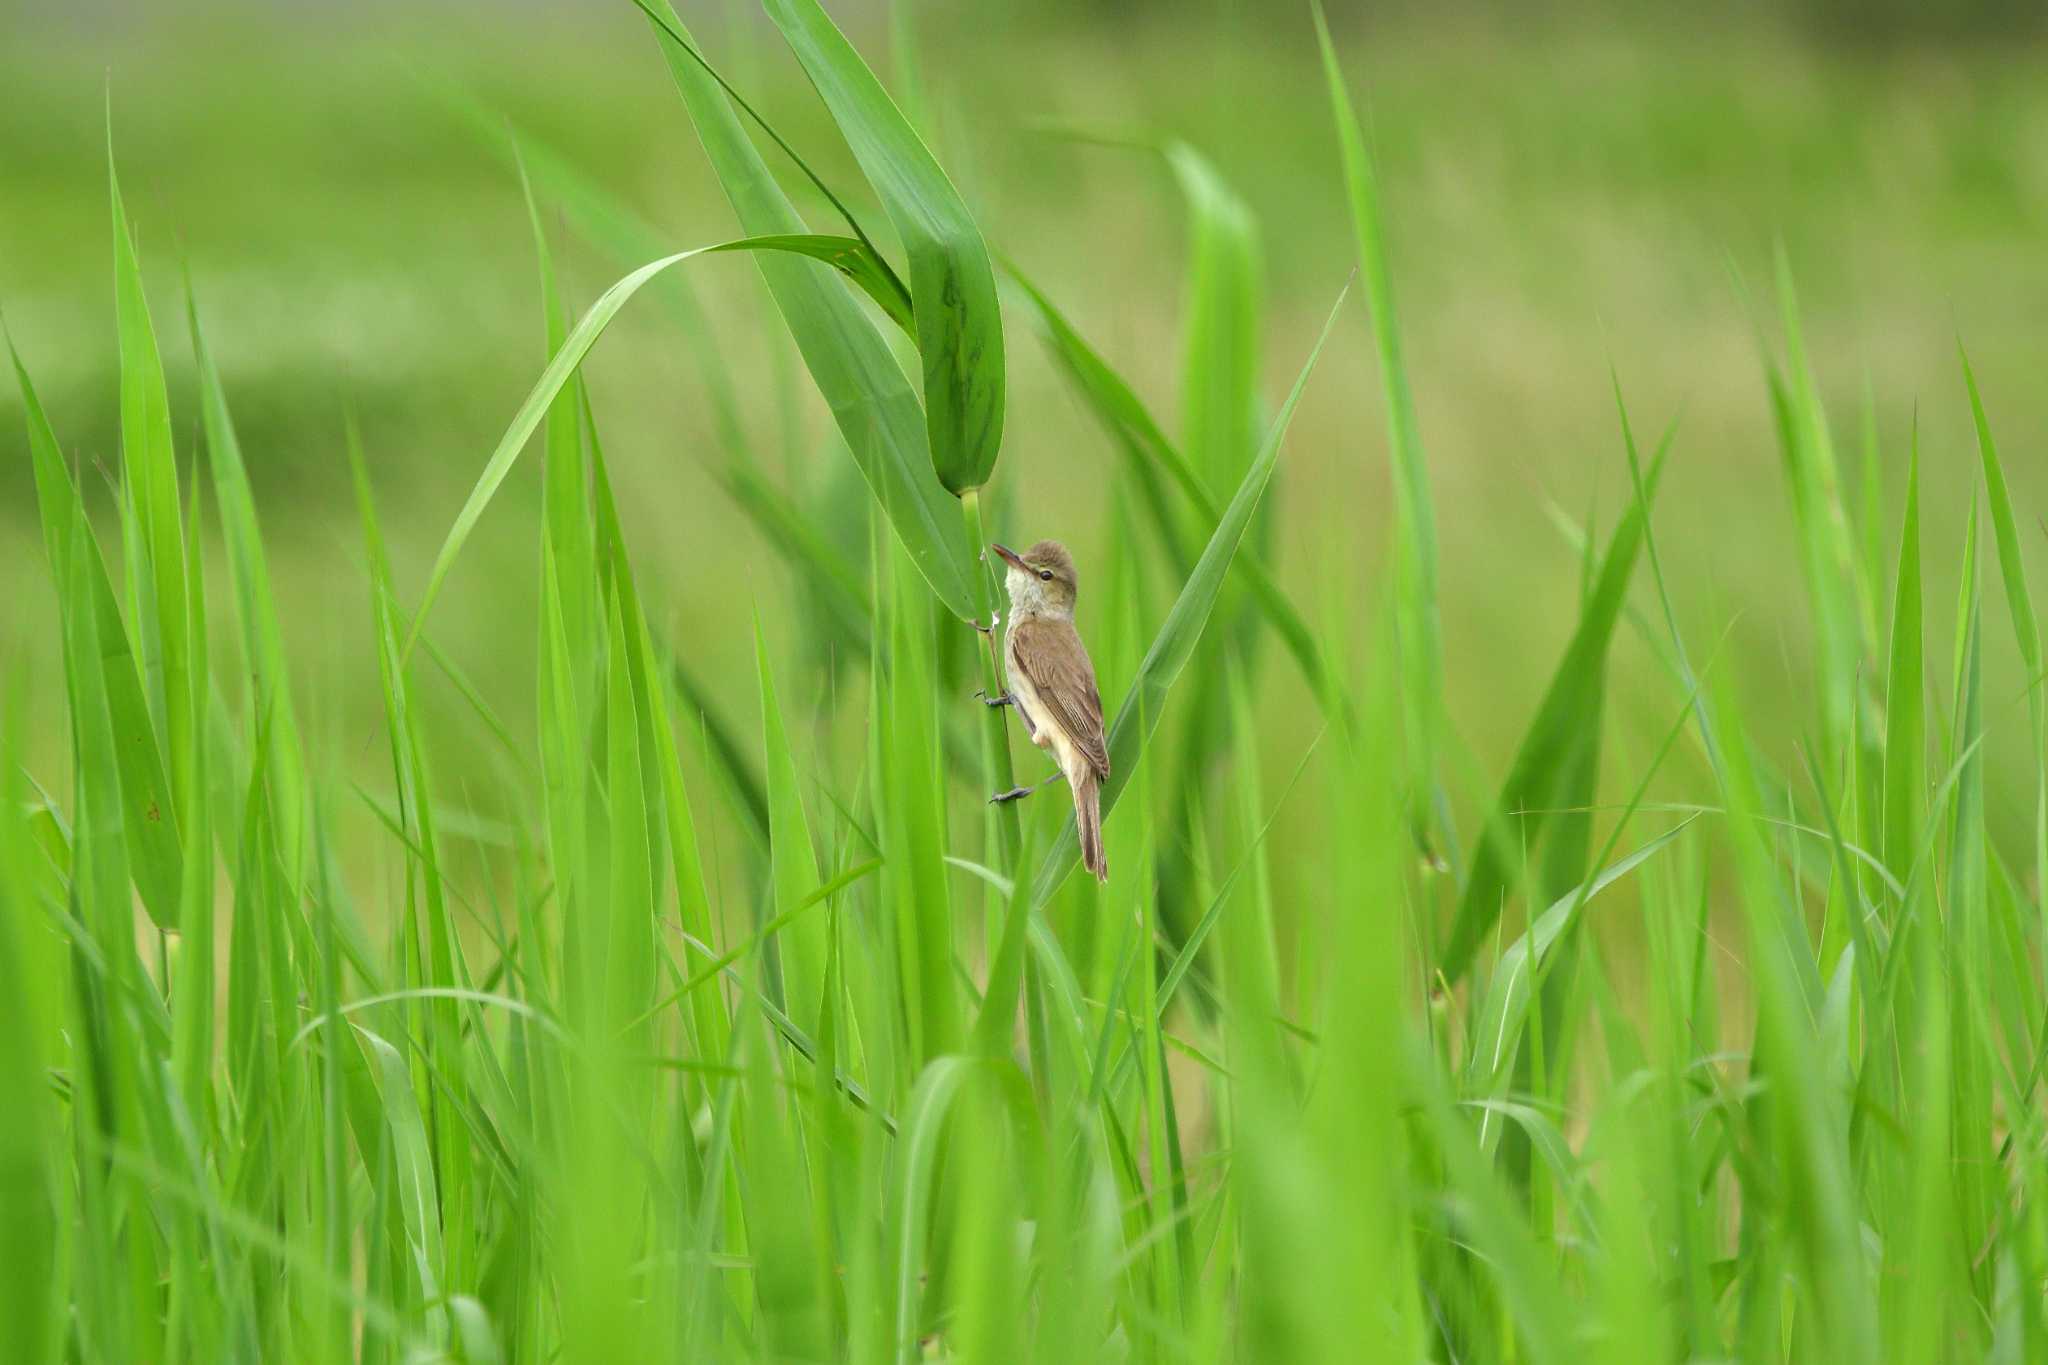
xmin=12 ymin=8 xmax=2048 ymax=1359
xmin=6 ymin=0 xmax=2047 ymax=858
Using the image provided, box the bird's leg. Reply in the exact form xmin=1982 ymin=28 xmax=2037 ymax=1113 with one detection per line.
xmin=988 ymin=770 xmax=1067 ymax=805
xmin=971 ymin=611 xmax=1022 ymax=737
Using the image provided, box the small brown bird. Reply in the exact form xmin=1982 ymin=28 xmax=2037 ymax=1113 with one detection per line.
xmin=984 ymin=541 xmax=1111 ymax=882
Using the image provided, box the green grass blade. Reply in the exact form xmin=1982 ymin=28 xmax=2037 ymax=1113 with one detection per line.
xmin=1947 ymin=512 xmax=2000 ymax=1320
xmin=10 ymin=337 xmax=182 ymax=928
xmin=0 ymin=701 xmax=63 ymax=1362
xmin=1441 ymin=431 xmax=1671 ymax=983
xmin=1467 ymin=817 xmax=1698 ymax=1100
xmin=187 ymin=289 xmax=308 ymax=878
xmin=1029 ymin=286 xmax=1345 ymax=905
xmin=1314 ymin=3 xmax=1443 ymax=832
xmin=171 ymin=463 xmax=216 ymax=1128
xmin=1007 ymin=267 xmax=1337 ymax=715
xmin=1961 ymin=347 xmax=2047 ymax=919
xmin=1881 ymin=424 xmax=1922 ymax=885
xmin=109 ymin=134 xmax=195 ymax=822
xmin=756 ymin=614 xmax=827 ymax=1032
xmin=1768 ymin=254 xmax=1872 ymax=763
xmin=877 ymin=536 xmax=958 ymax=1064
xmin=1716 ymin=672 xmax=1877 ymax=1358
xmin=1167 ymin=141 xmax=1260 ymax=488
xmin=357 ymin=1026 xmax=448 ymax=1315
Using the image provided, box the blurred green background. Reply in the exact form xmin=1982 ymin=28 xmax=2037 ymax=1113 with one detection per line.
xmin=5 ymin=0 xmax=2046 ymax=873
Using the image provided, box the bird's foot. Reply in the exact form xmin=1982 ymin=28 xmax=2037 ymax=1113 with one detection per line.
xmin=975 ymin=689 xmax=1015 ymax=709
xmin=989 ymin=772 xmax=1065 ymax=804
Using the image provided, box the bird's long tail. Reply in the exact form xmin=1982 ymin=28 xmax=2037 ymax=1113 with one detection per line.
xmin=1075 ymin=770 xmax=1108 ymax=883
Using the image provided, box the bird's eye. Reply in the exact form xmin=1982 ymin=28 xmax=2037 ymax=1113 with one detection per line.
xmin=1039 ymin=570 xmax=1054 ymax=581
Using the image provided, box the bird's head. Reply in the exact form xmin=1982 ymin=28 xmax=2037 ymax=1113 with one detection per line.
xmin=992 ymin=540 xmax=1079 ymax=617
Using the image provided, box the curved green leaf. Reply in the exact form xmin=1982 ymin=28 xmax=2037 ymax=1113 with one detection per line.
xmin=1467 ymin=818 xmax=1699 ymax=1097
xmin=408 ymin=233 xmax=932 ymax=654
xmin=762 ymin=0 xmax=1006 ymax=494
xmin=726 ymin=233 xmax=914 ymax=336
xmin=888 ymin=1056 xmax=1038 ymax=1354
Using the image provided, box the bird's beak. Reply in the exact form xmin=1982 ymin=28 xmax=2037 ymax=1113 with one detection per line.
xmin=990 ymin=542 xmax=1029 ymax=571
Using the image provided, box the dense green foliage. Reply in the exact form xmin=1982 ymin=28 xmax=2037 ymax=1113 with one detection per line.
xmin=4 ymin=4 xmax=2046 ymax=1362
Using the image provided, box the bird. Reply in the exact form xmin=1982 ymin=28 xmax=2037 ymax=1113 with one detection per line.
xmin=983 ymin=540 xmax=1111 ymax=883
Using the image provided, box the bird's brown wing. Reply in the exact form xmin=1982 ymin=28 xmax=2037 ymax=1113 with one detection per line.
xmin=1010 ymin=617 xmax=1110 ymax=781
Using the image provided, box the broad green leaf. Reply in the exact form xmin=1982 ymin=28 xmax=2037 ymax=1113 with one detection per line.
xmin=761 ymin=0 xmax=1005 ymax=494
xmin=642 ymin=2 xmax=982 ymax=621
